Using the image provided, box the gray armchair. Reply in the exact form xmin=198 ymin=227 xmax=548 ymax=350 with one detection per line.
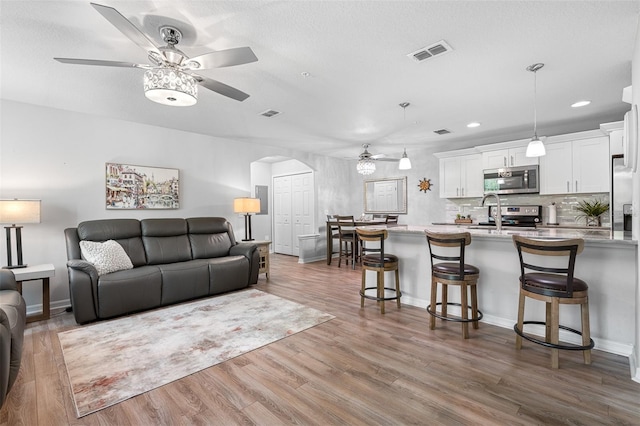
xmin=0 ymin=269 xmax=26 ymax=408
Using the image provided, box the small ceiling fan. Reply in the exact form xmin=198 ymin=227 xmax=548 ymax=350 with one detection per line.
xmin=54 ymin=2 xmax=258 ymax=106
xmin=357 ymin=144 xmax=401 ymax=162
xmin=355 ymin=144 xmax=401 ymax=175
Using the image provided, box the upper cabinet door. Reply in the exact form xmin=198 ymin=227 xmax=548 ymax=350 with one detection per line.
xmin=540 ymin=137 xmax=609 ymax=195
xmin=439 ymin=154 xmax=482 ymax=198
xmin=482 ymin=147 xmax=538 ymax=170
xmin=540 ymin=142 xmax=573 ymax=194
xmin=572 ymin=136 xmax=609 ymax=193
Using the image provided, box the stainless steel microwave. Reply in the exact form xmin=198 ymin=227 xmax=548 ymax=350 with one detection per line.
xmin=483 ymin=165 xmax=539 ymax=195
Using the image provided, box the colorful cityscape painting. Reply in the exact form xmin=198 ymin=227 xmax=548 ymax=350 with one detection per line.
xmin=106 ymin=163 xmax=179 ymax=209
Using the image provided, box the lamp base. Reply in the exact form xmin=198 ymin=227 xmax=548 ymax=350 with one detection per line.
xmin=2 ymin=264 xmax=28 ymax=269
xmin=242 ymin=238 xmax=255 ymax=242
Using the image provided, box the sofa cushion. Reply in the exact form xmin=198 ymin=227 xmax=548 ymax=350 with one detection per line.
xmin=207 ymin=256 xmax=250 ymax=295
xmin=157 ymin=260 xmax=210 ymax=305
xmin=141 ymin=219 xmax=192 ymax=265
xmin=187 ymin=217 xmax=234 ymax=259
xmin=79 ymin=240 xmax=134 ymax=276
xmin=97 ymin=266 xmax=162 ymax=319
xmin=77 ymin=219 xmax=146 ymax=266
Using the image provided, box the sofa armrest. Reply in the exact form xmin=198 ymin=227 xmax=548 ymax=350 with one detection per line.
xmin=0 ymin=270 xmax=17 ymax=292
xmin=66 ymin=260 xmax=99 ymax=324
xmin=67 ymin=259 xmax=99 ymax=282
xmin=229 ymin=242 xmax=257 ymax=260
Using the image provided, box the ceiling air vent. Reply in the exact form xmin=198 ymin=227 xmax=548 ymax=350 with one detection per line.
xmin=407 ymin=40 xmax=453 ymax=63
xmin=433 ymin=129 xmax=452 ymax=135
xmin=260 ymin=109 xmax=281 ymax=118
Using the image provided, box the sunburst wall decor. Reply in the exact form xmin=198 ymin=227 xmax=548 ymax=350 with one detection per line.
xmin=418 ymin=178 xmax=432 ymax=193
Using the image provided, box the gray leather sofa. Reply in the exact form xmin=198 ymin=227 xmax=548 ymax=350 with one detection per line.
xmin=64 ymin=217 xmax=259 ymax=324
xmin=0 ymin=269 xmax=26 ymax=409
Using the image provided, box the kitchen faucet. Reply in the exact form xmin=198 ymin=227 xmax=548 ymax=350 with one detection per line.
xmin=481 ymin=193 xmax=502 ymax=232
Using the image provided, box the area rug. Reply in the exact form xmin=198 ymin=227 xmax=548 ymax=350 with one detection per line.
xmin=58 ymin=289 xmax=334 ymax=417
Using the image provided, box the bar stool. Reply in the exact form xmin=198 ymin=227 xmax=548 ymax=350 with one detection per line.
xmin=356 ymin=228 xmax=401 ymax=314
xmin=512 ymin=235 xmax=594 ymax=368
xmin=425 ymin=231 xmax=482 ymax=339
xmin=335 ymin=216 xmax=357 ymax=268
xmin=326 ymin=214 xmax=340 ymax=263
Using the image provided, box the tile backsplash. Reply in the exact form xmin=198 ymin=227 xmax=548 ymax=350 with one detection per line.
xmin=446 ymin=193 xmax=611 ymax=227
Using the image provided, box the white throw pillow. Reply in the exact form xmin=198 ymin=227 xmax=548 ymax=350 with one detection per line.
xmin=79 ymin=239 xmax=134 ymax=276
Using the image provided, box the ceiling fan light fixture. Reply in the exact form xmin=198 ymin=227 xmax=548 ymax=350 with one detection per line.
xmin=357 ymin=158 xmax=376 ymax=175
xmin=144 ymin=68 xmax=197 ymax=106
xmin=398 ymin=148 xmax=412 ymax=170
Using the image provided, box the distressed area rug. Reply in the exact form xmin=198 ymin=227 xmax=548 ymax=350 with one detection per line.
xmin=58 ymin=289 xmax=334 ymax=417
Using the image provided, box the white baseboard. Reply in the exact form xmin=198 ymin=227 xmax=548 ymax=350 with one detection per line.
xmin=400 ymin=296 xmax=633 ymax=357
xmin=26 ymin=299 xmax=71 ymax=316
xmin=298 ymin=255 xmax=326 ymax=264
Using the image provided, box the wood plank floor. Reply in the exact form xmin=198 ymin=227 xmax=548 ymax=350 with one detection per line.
xmin=2 ymin=254 xmax=639 ymax=425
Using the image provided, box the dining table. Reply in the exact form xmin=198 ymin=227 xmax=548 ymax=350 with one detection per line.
xmin=326 ymin=219 xmax=386 ymax=265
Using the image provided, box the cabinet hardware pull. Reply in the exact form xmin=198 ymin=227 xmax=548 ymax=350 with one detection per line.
xmin=510 ymin=156 xmax=514 ymax=166
xmin=576 ymin=180 xmax=578 ymax=192
xmin=567 ymin=181 xmax=570 ymax=192
xmin=504 ymin=157 xmax=507 ymax=167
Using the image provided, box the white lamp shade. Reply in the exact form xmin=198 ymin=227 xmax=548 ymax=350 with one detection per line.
xmin=0 ymin=199 xmax=41 ymax=224
xmin=525 ymin=138 xmax=546 ymax=157
xmin=233 ymin=197 xmax=261 ymax=214
xmin=398 ymin=149 xmax=412 ymax=170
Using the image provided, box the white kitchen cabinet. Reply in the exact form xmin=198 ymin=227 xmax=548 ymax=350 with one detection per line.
xmin=482 ymin=146 xmax=538 ymax=169
xmin=540 ymin=136 xmax=609 ymax=194
xmin=439 ymin=154 xmax=483 ymax=198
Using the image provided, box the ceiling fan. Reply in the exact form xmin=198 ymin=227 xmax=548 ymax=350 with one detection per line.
xmin=54 ymin=2 xmax=258 ymax=106
xmin=357 ymin=144 xmax=401 ymax=162
xmin=356 ymin=144 xmax=401 ymax=175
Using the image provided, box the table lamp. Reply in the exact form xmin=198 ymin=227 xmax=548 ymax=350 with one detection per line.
xmin=0 ymin=199 xmax=41 ymax=269
xmin=233 ymin=197 xmax=260 ymax=241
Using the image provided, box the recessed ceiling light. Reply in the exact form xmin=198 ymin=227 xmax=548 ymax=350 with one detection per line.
xmin=301 ymin=72 xmax=311 ymax=77
xmin=467 ymin=122 xmax=481 ymax=128
xmin=571 ymin=100 xmax=591 ymax=108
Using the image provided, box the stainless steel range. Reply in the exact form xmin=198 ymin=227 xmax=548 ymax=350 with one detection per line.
xmin=478 ymin=205 xmax=542 ymax=228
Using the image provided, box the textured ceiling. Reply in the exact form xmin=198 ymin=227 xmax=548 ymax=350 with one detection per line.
xmin=1 ymin=1 xmax=637 ymax=159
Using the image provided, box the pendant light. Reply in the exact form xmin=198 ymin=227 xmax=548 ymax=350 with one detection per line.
xmin=398 ymin=102 xmax=412 ymax=170
xmin=525 ymin=63 xmax=545 ymax=157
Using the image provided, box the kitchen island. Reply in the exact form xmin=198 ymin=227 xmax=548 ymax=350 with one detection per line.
xmin=360 ymin=224 xmax=637 ymax=364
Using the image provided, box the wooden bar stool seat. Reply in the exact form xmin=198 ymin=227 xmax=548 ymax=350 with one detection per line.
xmin=425 ymin=231 xmax=482 ymax=339
xmin=512 ymin=235 xmax=594 ymax=369
xmin=356 ymin=228 xmax=401 ymax=314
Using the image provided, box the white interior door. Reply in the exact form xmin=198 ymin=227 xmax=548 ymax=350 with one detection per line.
xmin=274 ymin=172 xmax=314 ymax=256
xmin=273 ymin=175 xmax=292 ymax=254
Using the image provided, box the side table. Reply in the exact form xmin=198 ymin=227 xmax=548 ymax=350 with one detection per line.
xmin=11 ymin=263 xmax=55 ymax=323
xmin=254 ymin=241 xmax=271 ymax=280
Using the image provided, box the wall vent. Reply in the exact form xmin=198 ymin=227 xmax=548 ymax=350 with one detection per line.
xmin=407 ymin=40 xmax=453 ymax=63
xmin=260 ymin=109 xmax=281 ymax=118
xmin=433 ymin=128 xmax=452 ymax=135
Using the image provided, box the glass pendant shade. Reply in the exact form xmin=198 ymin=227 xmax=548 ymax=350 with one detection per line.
xmin=398 ymin=148 xmax=412 ymax=170
xmin=526 ymin=137 xmax=546 ymax=157
xmin=357 ymin=158 xmax=376 ymax=175
xmin=144 ymin=68 xmax=197 ymax=106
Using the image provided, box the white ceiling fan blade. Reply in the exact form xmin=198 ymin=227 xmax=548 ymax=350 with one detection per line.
xmin=191 ymin=74 xmax=250 ymax=102
xmin=90 ymin=3 xmax=160 ymax=55
xmin=54 ymin=58 xmax=149 ymax=68
xmin=184 ymin=47 xmax=258 ymax=70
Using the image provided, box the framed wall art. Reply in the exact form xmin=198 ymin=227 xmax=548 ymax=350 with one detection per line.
xmin=106 ymin=163 xmax=179 ymax=210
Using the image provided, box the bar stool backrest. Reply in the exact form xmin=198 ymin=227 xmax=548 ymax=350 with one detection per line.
xmin=386 ymin=215 xmax=399 ymax=224
xmin=425 ymin=232 xmax=472 ymax=280
xmin=356 ymin=228 xmax=388 ymax=264
xmin=334 ymin=215 xmax=355 ymax=236
xmin=512 ymin=235 xmax=584 ymax=298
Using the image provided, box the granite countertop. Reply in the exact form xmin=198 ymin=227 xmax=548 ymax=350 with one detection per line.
xmin=360 ymin=224 xmax=636 ymax=247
